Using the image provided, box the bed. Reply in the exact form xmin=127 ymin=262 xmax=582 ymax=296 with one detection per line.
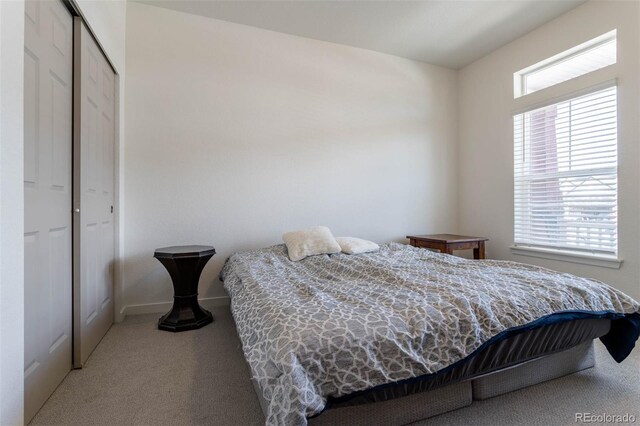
xmin=220 ymin=242 xmax=640 ymax=425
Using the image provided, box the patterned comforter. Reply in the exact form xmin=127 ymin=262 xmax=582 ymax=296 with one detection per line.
xmin=221 ymin=243 xmax=640 ymax=425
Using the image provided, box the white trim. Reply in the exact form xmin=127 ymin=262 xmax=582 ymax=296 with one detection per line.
xmin=120 ymin=296 xmax=231 ymax=317
xmin=113 ymin=72 xmax=124 ymax=323
xmin=510 ymin=245 xmax=623 ymax=269
xmin=512 ymin=76 xmax=617 ymax=115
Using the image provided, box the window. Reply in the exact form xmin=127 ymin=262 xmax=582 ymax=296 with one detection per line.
xmin=514 ymin=31 xmax=616 ymax=97
xmin=513 ymin=86 xmax=618 ymax=256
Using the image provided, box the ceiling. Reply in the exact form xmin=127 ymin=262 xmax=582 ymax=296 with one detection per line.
xmin=133 ymin=0 xmax=586 ymax=69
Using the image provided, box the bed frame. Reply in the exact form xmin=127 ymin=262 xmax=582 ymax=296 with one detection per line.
xmin=249 ymin=318 xmax=609 ymax=425
xmin=307 ymin=341 xmax=594 ymax=425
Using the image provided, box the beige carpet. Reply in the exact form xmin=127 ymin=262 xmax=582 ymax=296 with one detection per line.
xmin=31 ymin=307 xmax=640 ymax=426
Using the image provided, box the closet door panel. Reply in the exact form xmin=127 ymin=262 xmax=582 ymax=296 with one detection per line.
xmin=73 ymin=18 xmax=116 ymax=368
xmin=23 ymin=0 xmax=73 ymax=422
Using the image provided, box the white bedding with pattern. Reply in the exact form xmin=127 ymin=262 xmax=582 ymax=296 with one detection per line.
xmin=221 ymin=243 xmax=640 ymax=425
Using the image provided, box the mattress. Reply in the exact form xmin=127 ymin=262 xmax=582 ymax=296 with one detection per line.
xmin=221 ymin=243 xmax=640 ymax=425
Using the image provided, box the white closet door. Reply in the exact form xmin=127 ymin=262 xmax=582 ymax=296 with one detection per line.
xmin=73 ymin=18 xmax=116 ymax=368
xmin=23 ymin=0 xmax=73 ymax=421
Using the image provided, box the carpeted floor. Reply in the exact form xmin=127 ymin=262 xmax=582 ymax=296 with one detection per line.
xmin=31 ymin=306 xmax=640 ymax=426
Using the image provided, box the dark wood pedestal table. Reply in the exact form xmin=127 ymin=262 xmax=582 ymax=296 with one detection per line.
xmin=154 ymin=245 xmax=216 ymax=332
xmin=407 ymin=234 xmax=488 ymax=259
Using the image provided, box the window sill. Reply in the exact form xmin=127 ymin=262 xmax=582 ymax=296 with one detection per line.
xmin=509 ymin=245 xmax=623 ymax=269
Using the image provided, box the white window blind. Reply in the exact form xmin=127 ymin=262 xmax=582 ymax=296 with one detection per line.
xmin=513 ymin=86 xmax=618 ymax=255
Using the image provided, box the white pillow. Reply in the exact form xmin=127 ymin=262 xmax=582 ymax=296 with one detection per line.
xmin=282 ymin=226 xmax=342 ymax=262
xmin=335 ymin=237 xmax=380 ymax=255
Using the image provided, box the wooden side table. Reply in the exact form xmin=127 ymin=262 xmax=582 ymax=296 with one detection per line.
xmin=407 ymin=234 xmax=488 ymax=259
xmin=154 ymin=245 xmax=216 ymax=332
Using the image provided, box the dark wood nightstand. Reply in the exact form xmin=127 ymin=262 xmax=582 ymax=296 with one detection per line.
xmin=407 ymin=234 xmax=489 ymax=259
xmin=154 ymin=245 xmax=216 ymax=332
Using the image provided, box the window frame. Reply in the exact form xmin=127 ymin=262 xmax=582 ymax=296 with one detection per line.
xmin=514 ymin=30 xmax=617 ymax=98
xmin=510 ymin=34 xmax=623 ymax=268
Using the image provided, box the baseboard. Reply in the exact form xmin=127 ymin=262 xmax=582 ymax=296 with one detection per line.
xmin=120 ymin=296 xmax=230 ymax=317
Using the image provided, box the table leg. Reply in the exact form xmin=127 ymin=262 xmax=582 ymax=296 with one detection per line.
xmin=474 ymin=242 xmax=485 ymax=259
xmin=441 ymin=244 xmax=454 ymax=255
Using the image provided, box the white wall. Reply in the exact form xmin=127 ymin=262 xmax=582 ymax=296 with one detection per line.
xmin=0 ymin=1 xmax=25 ymax=424
xmin=458 ymin=0 xmax=640 ymax=299
xmin=123 ymin=2 xmax=458 ymax=314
